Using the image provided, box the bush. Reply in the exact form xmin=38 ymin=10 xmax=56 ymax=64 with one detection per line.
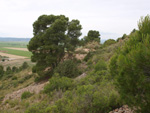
xmin=54 ymin=60 xmax=80 ymax=78
xmin=20 ymin=62 xmax=29 ymax=70
xmin=5 ymin=66 xmax=12 ymax=74
xmin=94 ymin=60 xmax=107 ymax=72
xmin=44 ymin=75 xmax=73 ymax=94
xmin=21 ymin=91 xmax=33 ymax=99
xmin=12 ymin=66 xmax=18 ymax=73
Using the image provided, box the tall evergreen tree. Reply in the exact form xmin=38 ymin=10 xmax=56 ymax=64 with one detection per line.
xmin=28 ymin=14 xmax=82 ymax=77
xmin=83 ymin=30 xmax=100 ymax=43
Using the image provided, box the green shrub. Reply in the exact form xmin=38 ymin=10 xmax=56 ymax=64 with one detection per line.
xmin=21 ymin=91 xmax=33 ymax=99
xmin=25 ymin=71 xmax=122 ymax=113
xmin=54 ymin=60 xmax=80 ymax=78
xmin=94 ymin=60 xmax=107 ymax=72
xmin=44 ymin=75 xmax=73 ymax=94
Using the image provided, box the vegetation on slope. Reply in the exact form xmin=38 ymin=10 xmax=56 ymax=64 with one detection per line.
xmin=0 ymin=14 xmax=150 ymax=113
xmin=109 ymin=15 xmax=150 ymax=113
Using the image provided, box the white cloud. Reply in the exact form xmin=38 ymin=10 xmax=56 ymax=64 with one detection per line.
xmin=0 ymin=0 xmax=150 ymax=39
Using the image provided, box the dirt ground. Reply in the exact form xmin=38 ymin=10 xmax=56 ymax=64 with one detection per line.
xmin=4 ymin=47 xmax=28 ymax=51
xmin=2 ymin=81 xmax=49 ymax=103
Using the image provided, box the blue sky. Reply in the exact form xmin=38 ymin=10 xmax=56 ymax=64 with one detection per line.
xmin=0 ymin=0 xmax=150 ymax=40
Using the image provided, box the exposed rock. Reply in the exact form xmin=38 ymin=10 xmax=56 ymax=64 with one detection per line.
xmin=109 ymin=105 xmax=134 ymax=113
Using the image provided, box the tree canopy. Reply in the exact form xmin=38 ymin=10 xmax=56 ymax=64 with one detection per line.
xmin=28 ymin=14 xmax=82 ymax=77
xmin=83 ymin=30 xmax=101 ymax=43
xmin=103 ymin=39 xmax=116 ymax=47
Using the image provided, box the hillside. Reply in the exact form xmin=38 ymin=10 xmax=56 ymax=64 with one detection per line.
xmin=0 ymin=39 xmax=125 ymax=112
xmin=0 ymin=15 xmax=150 ymax=113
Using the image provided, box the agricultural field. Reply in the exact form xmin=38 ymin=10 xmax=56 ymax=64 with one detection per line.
xmin=0 ymin=41 xmax=28 ymax=48
xmin=0 ymin=41 xmax=31 ymax=58
xmin=0 ymin=47 xmax=32 ymax=58
xmin=0 ymin=41 xmax=34 ymax=68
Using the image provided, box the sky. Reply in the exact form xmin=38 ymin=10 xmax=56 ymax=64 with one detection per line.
xmin=0 ymin=0 xmax=150 ymax=40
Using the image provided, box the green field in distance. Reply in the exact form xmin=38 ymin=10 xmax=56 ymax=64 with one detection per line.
xmin=0 ymin=42 xmax=32 ymax=58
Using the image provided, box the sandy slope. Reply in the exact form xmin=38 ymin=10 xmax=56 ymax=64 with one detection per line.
xmin=2 ymin=81 xmax=49 ymax=103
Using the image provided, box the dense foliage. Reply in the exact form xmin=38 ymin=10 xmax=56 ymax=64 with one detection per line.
xmin=109 ymin=15 xmax=150 ymax=112
xmin=44 ymin=75 xmax=73 ymax=94
xmin=26 ymin=71 xmax=122 ymax=113
xmin=28 ymin=14 xmax=82 ymax=77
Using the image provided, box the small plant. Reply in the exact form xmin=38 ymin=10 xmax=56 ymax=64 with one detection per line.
xmin=21 ymin=91 xmax=33 ymax=99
